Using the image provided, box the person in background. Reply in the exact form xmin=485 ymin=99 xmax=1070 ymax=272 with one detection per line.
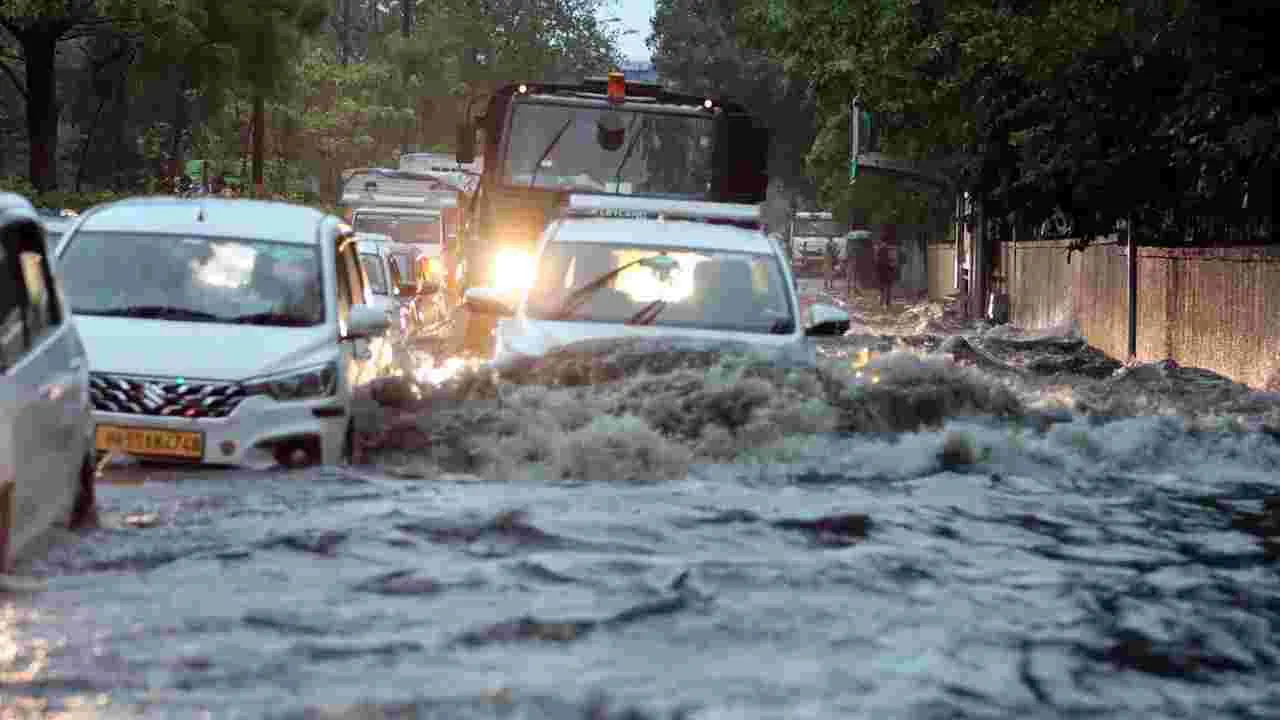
xmin=823 ymin=237 xmax=838 ymax=290
xmin=874 ymin=237 xmax=898 ymax=308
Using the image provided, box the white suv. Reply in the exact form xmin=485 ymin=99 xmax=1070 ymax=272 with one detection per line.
xmin=0 ymin=193 xmax=97 ymax=571
xmin=463 ymin=194 xmax=851 ymax=366
xmin=53 ymin=197 xmax=393 ymax=469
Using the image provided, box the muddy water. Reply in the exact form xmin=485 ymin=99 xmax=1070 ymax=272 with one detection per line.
xmin=4 ymin=336 xmax=1280 ymax=718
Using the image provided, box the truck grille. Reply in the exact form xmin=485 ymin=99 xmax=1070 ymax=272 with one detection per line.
xmin=89 ymin=373 xmax=246 ymax=418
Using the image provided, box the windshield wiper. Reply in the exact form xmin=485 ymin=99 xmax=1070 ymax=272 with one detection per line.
xmin=626 ymin=298 xmax=666 ymax=325
xmin=541 ymin=257 xmax=651 ymax=321
xmin=227 ymin=311 xmax=318 ymax=327
xmin=80 ymin=305 xmax=220 ymax=321
xmin=528 ymin=118 xmax=574 ymax=189
xmin=610 ymin=114 xmax=643 ymax=190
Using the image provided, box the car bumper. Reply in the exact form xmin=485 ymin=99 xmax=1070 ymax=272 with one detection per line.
xmin=91 ymin=394 xmax=349 ymax=469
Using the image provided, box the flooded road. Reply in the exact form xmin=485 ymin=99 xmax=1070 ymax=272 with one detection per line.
xmin=5 ymin=303 xmax=1280 ymax=718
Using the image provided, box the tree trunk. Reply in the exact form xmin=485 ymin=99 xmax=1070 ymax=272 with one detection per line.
xmin=170 ymin=70 xmax=190 ymax=177
xmin=251 ymin=94 xmax=265 ymax=198
xmin=338 ymin=0 xmax=353 ymax=65
xmin=21 ymin=32 xmax=60 ymax=192
xmin=401 ymin=0 xmax=413 ymax=36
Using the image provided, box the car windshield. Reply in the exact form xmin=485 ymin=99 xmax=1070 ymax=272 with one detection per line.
xmin=352 ymin=212 xmax=440 ymax=244
xmin=359 ymin=253 xmax=388 ymax=294
xmin=501 ymin=100 xmax=716 ymax=199
xmin=793 ymin=218 xmax=844 ymax=237
xmin=525 ymin=241 xmax=794 ymax=334
xmin=58 ymin=232 xmax=325 ymax=326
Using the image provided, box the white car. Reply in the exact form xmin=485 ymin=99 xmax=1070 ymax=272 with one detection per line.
xmin=0 ymin=193 xmax=97 ymax=572
xmin=463 ymin=194 xmax=851 ymax=366
xmin=53 ymin=197 xmax=394 ymax=469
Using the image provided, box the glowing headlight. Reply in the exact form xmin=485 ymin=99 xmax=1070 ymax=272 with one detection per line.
xmin=244 ymin=361 xmax=338 ymax=401
xmin=492 ymin=248 xmax=535 ymax=292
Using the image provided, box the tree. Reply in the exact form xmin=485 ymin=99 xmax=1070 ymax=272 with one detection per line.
xmin=650 ymin=0 xmax=818 ymax=227
xmin=739 ymin=0 xmax=1278 ymax=245
xmin=0 ymin=0 xmax=328 ymax=192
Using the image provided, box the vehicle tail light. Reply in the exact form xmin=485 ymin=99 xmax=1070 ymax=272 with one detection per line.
xmin=607 ymin=71 xmax=625 ymax=104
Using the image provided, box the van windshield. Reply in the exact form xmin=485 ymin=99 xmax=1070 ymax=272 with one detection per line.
xmin=352 ymin=212 xmax=441 ymax=245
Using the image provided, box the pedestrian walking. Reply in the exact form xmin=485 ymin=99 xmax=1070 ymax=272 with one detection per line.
xmin=874 ymin=237 xmax=897 ymax=308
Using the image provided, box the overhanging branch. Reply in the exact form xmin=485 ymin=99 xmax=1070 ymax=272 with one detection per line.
xmin=0 ymin=57 xmax=26 ymax=98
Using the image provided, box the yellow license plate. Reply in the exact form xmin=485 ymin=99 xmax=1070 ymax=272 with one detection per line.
xmin=95 ymin=425 xmax=204 ymax=460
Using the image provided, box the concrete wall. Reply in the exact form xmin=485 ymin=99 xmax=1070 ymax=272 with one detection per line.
xmin=1005 ymin=239 xmax=1280 ymax=389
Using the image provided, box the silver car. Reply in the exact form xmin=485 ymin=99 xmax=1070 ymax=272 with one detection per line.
xmin=0 ymin=193 xmax=97 ymax=571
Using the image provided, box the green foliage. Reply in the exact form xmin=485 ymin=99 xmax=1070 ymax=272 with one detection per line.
xmin=740 ymin=0 xmax=1279 ymax=244
xmin=651 ymin=0 xmax=817 ymax=189
xmin=0 ymin=176 xmax=121 ymax=210
xmin=417 ymin=0 xmax=619 ymax=97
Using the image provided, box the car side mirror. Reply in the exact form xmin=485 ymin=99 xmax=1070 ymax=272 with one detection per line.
xmin=463 ymin=287 xmax=514 ymax=317
xmin=456 ymin=123 xmax=476 ymax=165
xmin=343 ymin=304 xmax=391 ymax=340
xmin=804 ymin=303 xmax=850 ymax=337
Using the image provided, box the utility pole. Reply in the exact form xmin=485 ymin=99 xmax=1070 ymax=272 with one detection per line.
xmin=1126 ymin=216 xmax=1137 ymax=361
xmin=401 ymin=0 xmax=415 ymax=155
xmin=969 ymin=198 xmax=988 ymax=319
xmin=251 ymin=94 xmax=265 ymax=199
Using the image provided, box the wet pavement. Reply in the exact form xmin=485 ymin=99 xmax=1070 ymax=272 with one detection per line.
xmin=4 ymin=287 xmax=1280 ymax=719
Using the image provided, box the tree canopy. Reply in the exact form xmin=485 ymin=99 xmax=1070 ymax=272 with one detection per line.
xmin=739 ymin=0 xmax=1278 ymax=243
xmin=0 ymin=0 xmax=619 ymax=195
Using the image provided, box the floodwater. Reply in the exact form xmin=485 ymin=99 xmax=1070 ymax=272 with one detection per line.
xmin=4 ymin=315 xmax=1280 ymax=718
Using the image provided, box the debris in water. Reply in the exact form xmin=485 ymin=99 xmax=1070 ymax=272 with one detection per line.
xmin=123 ymin=512 xmax=160 ymax=528
xmin=0 ymin=574 xmax=48 ymax=593
xmin=939 ymin=430 xmax=977 ymax=469
xmin=773 ymin=513 xmax=872 ymax=546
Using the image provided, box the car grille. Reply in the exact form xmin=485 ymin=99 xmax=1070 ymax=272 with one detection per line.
xmin=89 ymin=373 xmax=246 ymax=418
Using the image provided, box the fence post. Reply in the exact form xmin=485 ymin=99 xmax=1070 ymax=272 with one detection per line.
xmin=1126 ymin=218 xmax=1137 ymax=362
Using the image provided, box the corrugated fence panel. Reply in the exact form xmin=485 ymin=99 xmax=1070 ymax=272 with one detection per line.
xmin=1001 ymin=240 xmax=1280 ymax=389
xmin=928 ymin=245 xmax=957 ymax=299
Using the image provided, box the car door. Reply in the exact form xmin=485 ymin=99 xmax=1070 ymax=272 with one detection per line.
xmin=0 ymin=220 xmax=85 ymax=562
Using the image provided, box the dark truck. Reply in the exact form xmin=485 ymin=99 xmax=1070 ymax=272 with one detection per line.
xmin=453 ymin=71 xmax=770 ymax=354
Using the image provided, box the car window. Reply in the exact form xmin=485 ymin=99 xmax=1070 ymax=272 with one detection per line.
xmin=0 ymin=221 xmax=62 ymax=371
xmin=335 ymin=234 xmax=366 ymax=315
xmin=335 ymin=237 xmax=355 ymax=326
xmin=387 ymin=256 xmax=403 ymax=289
xmin=359 ymin=253 xmax=388 ymax=295
xmin=0 ymin=238 xmax=24 ymax=371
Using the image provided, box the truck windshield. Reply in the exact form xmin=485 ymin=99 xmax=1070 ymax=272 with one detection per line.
xmin=501 ymin=100 xmax=716 ymax=199
xmin=353 ymin=212 xmax=441 ymax=245
xmin=793 ymin=218 xmax=844 ymax=237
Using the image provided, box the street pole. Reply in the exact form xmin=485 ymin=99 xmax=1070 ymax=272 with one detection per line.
xmin=971 ymin=199 xmax=987 ymax=320
xmin=1126 ymin=216 xmax=1137 ymax=362
xmin=251 ymin=94 xmax=265 ymax=199
xmin=849 ymin=96 xmax=859 ymax=183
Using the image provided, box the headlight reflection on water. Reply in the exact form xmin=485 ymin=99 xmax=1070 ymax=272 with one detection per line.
xmin=415 ymin=356 xmax=474 ymax=386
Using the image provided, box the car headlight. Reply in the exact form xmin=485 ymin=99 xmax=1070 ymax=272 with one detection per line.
xmin=244 ymin=361 xmax=338 ymax=401
xmin=492 ymin=248 xmax=535 ymax=292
